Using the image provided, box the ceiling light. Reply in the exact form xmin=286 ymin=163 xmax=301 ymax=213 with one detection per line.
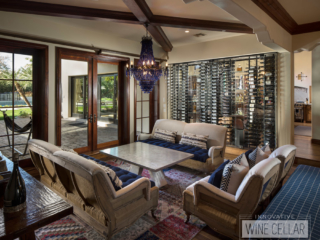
xmin=126 ymin=24 xmax=168 ymax=94
xmin=185 ymin=30 xmax=190 ymax=33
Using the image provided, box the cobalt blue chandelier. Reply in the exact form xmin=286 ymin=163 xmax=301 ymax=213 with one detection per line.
xmin=126 ymin=25 xmax=168 ymax=94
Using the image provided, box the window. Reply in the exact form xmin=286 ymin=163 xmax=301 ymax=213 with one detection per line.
xmin=0 ymin=52 xmax=33 ymax=159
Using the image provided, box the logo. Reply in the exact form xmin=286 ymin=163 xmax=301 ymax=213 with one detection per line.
xmin=240 ymin=214 xmax=310 ymax=239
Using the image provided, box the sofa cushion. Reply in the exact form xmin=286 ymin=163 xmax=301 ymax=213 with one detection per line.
xmin=208 ymin=160 xmax=230 ymax=187
xmin=153 ymin=128 xmax=177 ymax=143
xmin=220 ymin=163 xmax=249 ymax=195
xmin=182 ymin=122 xmax=227 ymax=149
xmin=179 ymin=132 xmax=209 ymax=149
xmin=139 ymin=139 xmax=208 ymax=163
xmin=80 ymin=154 xmax=155 ymax=189
xmin=152 ymin=119 xmax=187 ymax=142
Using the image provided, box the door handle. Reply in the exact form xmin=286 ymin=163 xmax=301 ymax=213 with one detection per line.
xmin=89 ymin=114 xmax=93 ymax=123
xmin=94 ymin=114 xmax=97 ymax=123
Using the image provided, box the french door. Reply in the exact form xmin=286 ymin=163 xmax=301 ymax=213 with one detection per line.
xmin=56 ymin=48 xmax=130 ymax=153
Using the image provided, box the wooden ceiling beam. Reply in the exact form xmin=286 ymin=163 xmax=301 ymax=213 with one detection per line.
xmin=151 ymin=15 xmax=253 ymax=34
xmin=123 ymin=0 xmax=173 ymax=52
xmin=252 ymin=0 xmax=298 ymax=34
xmin=293 ymin=21 xmax=320 ymax=35
xmin=0 ymin=0 xmax=139 ymax=24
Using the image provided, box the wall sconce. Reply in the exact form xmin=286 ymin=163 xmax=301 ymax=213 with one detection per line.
xmin=296 ymin=72 xmax=307 ymax=81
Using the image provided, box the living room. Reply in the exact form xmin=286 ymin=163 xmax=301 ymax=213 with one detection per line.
xmin=0 ymin=0 xmax=319 ymax=239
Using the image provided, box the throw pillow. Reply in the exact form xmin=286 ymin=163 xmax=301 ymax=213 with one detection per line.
xmin=153 ymin=128 xmax=177 ymax=143
xmin=220 ymin=163 xmax=249 ymax=195
xmin=230 ymin=153 xmax=249 ymax=167
xmin=61 ymin=146 xmax=78 ymax=155
xmin=261 ymin=143 xmax=272 ymax=156
xmin=208 ymin=160 xmax=230 ymax=187
xmin=247 ymin=147 xmax=269 ymax=168
xmin=244 ymin=149 xmax=253 ymax=162
xmin=179 ymin=132 xmax=209 ymax=149
xmin=87 ymin=158 xmax=123 ymax=189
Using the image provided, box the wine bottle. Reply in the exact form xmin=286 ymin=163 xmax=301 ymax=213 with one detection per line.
xmin=4 ymin=153 xmax=26 ymax=213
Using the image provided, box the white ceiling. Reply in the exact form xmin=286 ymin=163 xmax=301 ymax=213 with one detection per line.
xmin=147 ymin=0 xmax=240 ymax=22
xmin=279 ymin=0 xmax=320 ymax=25
xmin=38 ymin=15 xmax=244 ymax=47
xmin=27 ymin=0 xmax=240 ymax=23
xmin=25 ymin=0 xmax=245 ymax=48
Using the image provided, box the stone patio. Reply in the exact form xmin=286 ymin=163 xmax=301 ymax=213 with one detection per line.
xmin=0 ymin=117 xmax=118 ymax=160
xmin=61 ymin=118 xmax=118 ymax=149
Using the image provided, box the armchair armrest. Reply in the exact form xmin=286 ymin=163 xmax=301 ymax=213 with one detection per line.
xmin=208 ymin=146 xmax=223 ymax=158
xmin=193 ymin=181 xmax=236 ymax=206
xmin=114 ymin=177 xmax=151 ymax=201
xmin=137 ymin=133 xmax=152 ymax=141
xmin=208 ymin=146 xmax=224 ymax=167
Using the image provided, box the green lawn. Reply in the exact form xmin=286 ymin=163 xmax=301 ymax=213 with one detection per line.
xmin=0 ymin=108 xmax=32 ymax=120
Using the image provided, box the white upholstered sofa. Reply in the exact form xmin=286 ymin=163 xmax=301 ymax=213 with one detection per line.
xmin=138 ymin=119 xmax=227 ymax=173
xmin=28 ymin=139 xmax=159 ymax=239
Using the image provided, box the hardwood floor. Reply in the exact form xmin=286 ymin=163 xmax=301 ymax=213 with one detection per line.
xmin=294 ymin=135 xmax=320 ymax=167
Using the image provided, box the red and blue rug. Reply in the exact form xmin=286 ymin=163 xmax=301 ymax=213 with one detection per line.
xmin=35 ymin=160 xmax=206 ymax=240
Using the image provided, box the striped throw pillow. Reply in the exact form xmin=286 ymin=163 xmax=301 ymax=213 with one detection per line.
xmin=220 ymin=163 xmax=249 ymax=194
xmin=153 ymin=128 xmax=177 ymax=143
xmin=179 ymin=132 xmax=209 ymax=149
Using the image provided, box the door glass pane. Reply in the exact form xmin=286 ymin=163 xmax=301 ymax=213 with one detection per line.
xmin=137 ymin=87 xmax=142 ymax=101
xmin=136 ymin=119 xmax=141 ymax=134
xmin=0 ymin=53 xmax=33 ymax=160
xmin=14 ymin=54 xmax=33 ymax=80
xmin=137 ymin=102 xmax=141 ymax=118
xmin=97 ymin=63 xmax=118 ymax=144
xmin=0 ymin=52 xmax=12 ymax=79
xmin=142 ymin=102 xmax=149 ymax=117
xmin=142 ymin=92 xmax=149 ymax=100
xmin=61 ymin=59 xmax=88 ymax=149
xmin=142 ymin=118 xmax=149 ymax=133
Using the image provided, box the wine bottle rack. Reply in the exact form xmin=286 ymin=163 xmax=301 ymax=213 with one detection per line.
xmin=168 ymin=53 xmax=277 ymax=149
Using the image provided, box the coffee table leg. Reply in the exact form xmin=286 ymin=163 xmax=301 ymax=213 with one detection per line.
xmin=131 ymin=165 xmax=143 ymax=175
xmin=149 ymin=170 xmax=168 ymax=188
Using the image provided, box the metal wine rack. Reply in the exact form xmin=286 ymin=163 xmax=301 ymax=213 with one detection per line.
xmin=168 ymin=53 xmax=277 ymax=149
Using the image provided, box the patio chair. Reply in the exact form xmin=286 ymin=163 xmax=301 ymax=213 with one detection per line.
xmin=1 ymin=110 xmax=32 ymax=155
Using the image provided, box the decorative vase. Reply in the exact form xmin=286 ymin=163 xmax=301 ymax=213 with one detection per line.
xmin=4 ymin=153 xmax=26 ymax=213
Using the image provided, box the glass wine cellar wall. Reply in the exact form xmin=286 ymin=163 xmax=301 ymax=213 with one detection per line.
xmin=167 ymin=53 xmax=277 ymax=149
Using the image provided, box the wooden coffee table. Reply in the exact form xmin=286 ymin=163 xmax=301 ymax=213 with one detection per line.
xmin=0 ymin=157 xmax=73 ymax=240
xmin=100 ymin=142 xmax=194 ymax=188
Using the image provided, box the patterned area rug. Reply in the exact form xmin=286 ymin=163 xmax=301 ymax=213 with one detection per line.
xmin=35 ymin=159 xmax=207 ymax=240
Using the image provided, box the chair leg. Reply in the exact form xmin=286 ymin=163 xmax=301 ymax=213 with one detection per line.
xmin=185 ymin=212 xmax=191 ymax=224
xmin=23 ymin=130 xmax=32 ymax=155
xmin=151 ymin=209 xmax=157 ymax=220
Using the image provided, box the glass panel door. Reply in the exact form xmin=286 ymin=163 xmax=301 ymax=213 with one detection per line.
xmin=0 ymin=52 xmax=33 ymax=160
xmin=95 ymin=62 xmax=119 ymax=148
xmin=61 ymin=59 xmax=91 ymax=151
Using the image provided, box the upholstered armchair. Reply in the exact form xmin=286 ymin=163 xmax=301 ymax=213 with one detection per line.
xmin=268 ymin=144 xmax=296 ymax=195
xmin=137 ymin=119 xmax=227 ymax=173
xmin=183 ymin=157 xmax=281 ymax=240
xmin=28 ymin=139 xmax=159 ymax=239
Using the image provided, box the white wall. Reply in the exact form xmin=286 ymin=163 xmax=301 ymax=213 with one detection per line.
xmin=312 ymin=46 xmax=320 ymax=140
xmin=61 ymin=60 xmax=88 ymax=119
xmin=168 ymin=35 xmax=274 ymax=64
xmin=294 ymin=51 xmax=312 ymax=102
xmin=0 ymin=11 xmax=166 ymax=144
